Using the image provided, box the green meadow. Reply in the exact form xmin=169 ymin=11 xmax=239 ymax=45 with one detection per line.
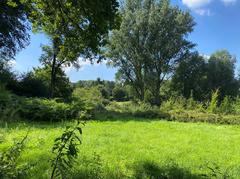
xmin=1 ymin=119 xmax=240 ymax=178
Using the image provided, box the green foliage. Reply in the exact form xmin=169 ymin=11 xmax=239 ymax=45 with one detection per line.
xmin=112 ymin=86 xmax=128 ymax=101
xmin=171 ymin=52 xmax=207 ymax=101
xmin=20 ymin=98 xmax=82 ymax=122
xmin=17 ymin=72 xmax=49 ymax=98
xmin=172 ymin=50 xmax=239 ymax=102
xmin=107 ymin=0 xmax=195 ymax=104
xmin=0 ymin=0 xmax=30 ymax=60
xmin=105 ymin=101 xmax=163 ymax=118
xmin=1 ymin=121 xmax=240 ymax=178
xmin=0 ymin=134 xmax=28 ymax=178
xmin=207 ymin=50 xmax=238 ymax=100
xmin=51 ymin=121 xmax=83 ymax=179
xmin=33 ymin=66 xmax=73 ymax=100
xmin=26 ymin=0 xmax=119 ymax=98
xmin=0 ymin=60 xmax=19 ymax=93
xmin=219 ymin=96 xmax=234 ymax=114
xmin=208 ymin=89 xmax=219 ymax=113
xmin=0 ymin=85 xmax=21 ymax=121
xmin=232 ymin=97 xmax=240 ymax=115
xmin=73 ymin=86 xmax=106 ymax=111
xmin=73 ymin=153 xmax=103 ymax=179
xmin=160 ymin=96 xmax=187 ymax=112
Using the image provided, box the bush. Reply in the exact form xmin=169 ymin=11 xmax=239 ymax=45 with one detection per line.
xmin=208 ymin=89 xmax=219 ymax=113
xmin=112 ymin=86 xmax=128 ymax=101
xmin=72 ymin=86 xmax=109 ymax=115
xmin=232 ymin=97 xmax=240 ymax=115
xmin=218 ymin=96 xmax=234 ymax=114
xmin=20 ymin=98 xmax=83 ymax=122
xmin=0 ymin=85 xmax=21 ymax=121
xmin=0 ymin=135 xmax=29 ymax=178
xmin=105 ymin=101 xmax=164 ymax=118
xmin=160 ymin=96 xmax=187 ymax=112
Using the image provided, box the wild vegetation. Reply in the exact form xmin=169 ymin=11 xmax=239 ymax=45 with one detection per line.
xmin=1 ymin=0 xmax=240 ymax=178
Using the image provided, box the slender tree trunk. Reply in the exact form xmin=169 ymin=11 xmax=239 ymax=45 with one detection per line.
xmin=140 ymin=82 xmax=145 ymax=101
xmin=153 ymin=81 xmax=161 ymax=106
xmin=49 ymin=54 xmax=56 ymax=98
xmin=49 ymin=38 xmax=58 ymax=98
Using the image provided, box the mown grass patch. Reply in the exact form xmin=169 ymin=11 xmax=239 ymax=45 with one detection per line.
xmin=1 ymin=120 xmax=240 ymax=178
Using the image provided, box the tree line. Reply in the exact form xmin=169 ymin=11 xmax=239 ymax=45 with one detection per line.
xmin=1 ymin=0 xmax=239 ymax=107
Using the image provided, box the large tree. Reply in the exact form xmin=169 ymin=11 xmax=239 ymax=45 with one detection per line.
xmin=26 ymin=0 xmax=119 ymax=97
xmin=206 ymin=50 xmax=239 ymax=99
xmin=171 ymin=52 xmax=207 ymax=101
xmin=0 ymin=0 xmax=30 ymax=60
xmin=171 ymin=50 xmax=239 ymax=101
xmin=107 ymin=0 xmax=194 ymax=105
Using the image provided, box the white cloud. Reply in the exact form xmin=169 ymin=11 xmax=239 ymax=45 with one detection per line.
xmin=182 ymin=0 xmax=213 ymax=16
xmin=63 ymin=58 xmax=107 ymax=73
xmin=221 ymin=0 xmax=237 ymax=5
xmin=194 ymin=8 xmax=212 ymax=15
xmin=182 ymin=0 xmax=211 ymax=8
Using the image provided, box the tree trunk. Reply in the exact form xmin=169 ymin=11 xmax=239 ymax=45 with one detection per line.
xmin=49 ymin=53 xmax=56 ymax=98
xmin=49 ymin=38 xmax=58 ymax=98
xmin=140 ymin=82 xmax=145 ymax=101
xmin=152 ymin=78 xmax=161 ymax=106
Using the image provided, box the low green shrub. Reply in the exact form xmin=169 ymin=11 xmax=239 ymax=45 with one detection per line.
xmin=105 ymin=101 xmax=164 ymax=118
xmin=51 ymin=121 xmax=83 ymax=179
xmin=160 ymin=96 xmax=187 ymax=112
xmin=0 ymin=134 xmax=29 ymax=178
xmin=167 ymin=110 xmax=240 ymax=125
xmin=218 ymin=96 xmax=234 ymax=114
xmin=232 ymin=97 xmax=240 ymax=115
xmin=20 ymin=98 xmax=84 ymax=122
xmin=207 ymin=89 xmax=219 ymax=113
xmin=0 ymin=85 xmax=21 ymax=121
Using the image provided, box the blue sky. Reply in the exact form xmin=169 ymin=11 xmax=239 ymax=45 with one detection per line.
xmin=13 ymin=0 xmax=240 ymax=82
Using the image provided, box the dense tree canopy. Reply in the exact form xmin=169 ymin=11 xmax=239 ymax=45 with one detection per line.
xmin=107 ymin=0 xmax=195 ymax=105
xmin=171 ymin=52 xmax=207 ymax=100
xmin=171 ymin=50 xmax=239 ymax=101
xmin=25 ymin=0 xmax=119 ymax=97
xmin=0 ymin=0 xmax=30 ymax=60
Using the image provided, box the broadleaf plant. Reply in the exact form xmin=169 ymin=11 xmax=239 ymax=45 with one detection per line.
xmin=50 ymin=121 xmax=84 ymax=179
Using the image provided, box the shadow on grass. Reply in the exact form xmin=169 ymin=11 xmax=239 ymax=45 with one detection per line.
xmin=133 ymin=161 xmax=206 ymax=179
xmin=72 ymin=160 xmax=207 ymax=179
xmin=94 ymin=110 xmax=170 ymax=122
xmin=0 ymin=120 xmax=71 ymax=130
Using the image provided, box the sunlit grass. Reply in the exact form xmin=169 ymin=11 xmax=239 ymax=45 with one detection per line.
xmin=1 ymin=119 xmax=240 ymax=178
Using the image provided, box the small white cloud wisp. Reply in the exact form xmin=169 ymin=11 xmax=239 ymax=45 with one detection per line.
xmin=182 ymin=0 xmax=212 ymax=8
xmin=221 ymin=0 xmax=237 ymax=5
xmin=182 ymin=0 xmax=213 ymax=16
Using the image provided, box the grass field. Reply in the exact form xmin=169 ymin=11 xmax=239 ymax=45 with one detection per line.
xmin=1 ymin=119 xmax=240 ymax=178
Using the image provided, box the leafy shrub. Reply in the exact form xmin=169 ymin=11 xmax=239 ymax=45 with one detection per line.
xmin=20 ymin=98 xmax=83 ymax=122
xmin=185 ymin=93 xmax=205 ymax=111
xmin=112 ymin=86 xmax=128 ymax=101
xmin=0 ymin=134 xmax=29 ymax=178
xmin=51 ymin=121 xmax=83 ymax=179
xmin=160 ymin=96 xmax=187 ymax=112
xmin=232 ymin=97 xmax=240 ymax=115
xmin=17 ymin=72 xmax=49 ymax=98
xmin=166 ymin=110 xmax=240 ymax=125
xmin=105 ymin=101 xmax=164 ymax=118
xmin=218 ymin=96 xmax=234 ymax=114
xmin=73 ymin=87 xmax=105 ymax=108
xmin=0 ymin=85 xmax=21 ymax=121
xmin=208 ymin=89 xmax=219 ymax=113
